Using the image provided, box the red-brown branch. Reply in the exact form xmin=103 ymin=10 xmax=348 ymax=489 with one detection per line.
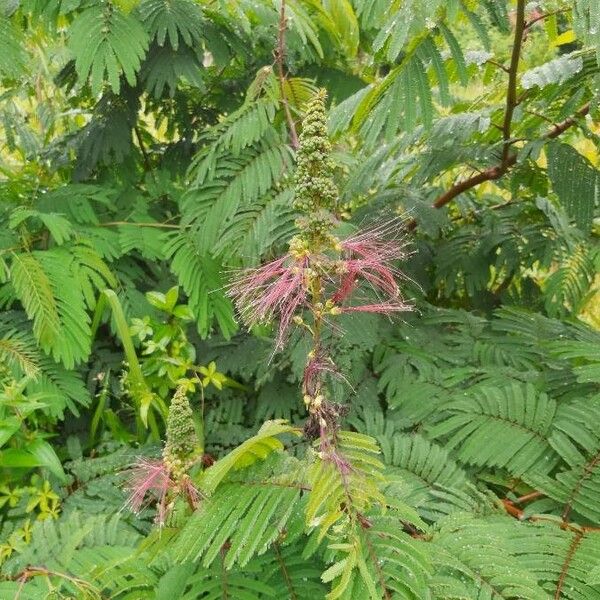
xmin=404 ymin=0 xmax=589 ymax=234
xmin=525 ymin=8 xmax=571 ymax=30
xmin=515 ymin=490 xmax=544 ymax=504
xmin=274 ymin=541 xmax=298 ymax=600
xmin=502 ymin=0 xmax=526 ymax=166
xmin=555 ymin=530 xmax=584 ymax=600
xmin=406 ymin=102 xmax=590 ymax=231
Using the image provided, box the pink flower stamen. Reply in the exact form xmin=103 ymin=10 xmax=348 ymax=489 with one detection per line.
xmin=124 ymin=458 xmax=170 ymax=516
xmin=123 ymin=458 xmax=201 ymax=525
xmin=228 ymin=255 xmax=309 ymax=349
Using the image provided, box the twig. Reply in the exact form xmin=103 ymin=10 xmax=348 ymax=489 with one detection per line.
xmin=555 ymin=530 xmax=584 ymax=600
xmin=515 ymin=490 xmax=544 ymax=504
xmin=406 ymin=102 xmax=591 ymax=231
xmin=220 ymin=544 xmax=229 ymax=599
xmin=134 ymin=125 xmax=157 ymax=184
xmin=274 ymin=541 xmax=298 ymax=600
xmin=502 ymin=0 xmax=526 ymax=167
xmin=524 ymin=108 xmax=556 ymax=126
xmin=493 ymin=269 xmax=515 ymax=297
xmin=275 ymin=0 xmax=299 ymax=150
xmin=13 ymin=566 xmax=100 ymax=599
xmin=525 ymin=8 xmax=571 ymax=30
xmin=363 ymin=527 xmax=392 ymax=600
xmin=546 ymin=103 xmax=591 ymax=139
xmin=486 ymin=59 xmax=510 ymax=73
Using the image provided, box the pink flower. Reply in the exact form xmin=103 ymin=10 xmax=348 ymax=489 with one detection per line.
xmin=331 ymin=265 xmax=359 ymax=304
xmin=228 ymin=219 xmax=412 ymax=348
xmin=228 ymin=255 xmax=309 ymax=349
xmin=341 ymin=220 xmax=408 ymax=264
xmin=333 ymin=221 xmax=411 ymax=314
xmin=124 ymin=458 xmax=170 ymax=521
xmin=123 ymin=458 xmax=200 ymax=525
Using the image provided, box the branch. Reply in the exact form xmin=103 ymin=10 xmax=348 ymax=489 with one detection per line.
xmin=134 ymin=125 xmax=157 ymax=184
xmin=14 ymin=566 xmax=100 ymax=599
xmin=406 ymin=102 xmax=591 ymax=231
xmin=546 ymin=103 xmax=591 ymax=139
xmin=502 ymin=0 xmax=526 ymax=167
xmin=274 ymin=541 xmax=298 ymax=600
xmin=525 ymin=8 xmax=570 ymax=30
xmin=275 ymin=0 xmax=299 ymax=150
xmin=486 ymin=59 xmax=510 ymax=73
xmin=555 ymin=530 xmax=584 ymax=600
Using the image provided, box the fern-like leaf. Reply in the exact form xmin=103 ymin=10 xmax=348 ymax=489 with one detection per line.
xmin=427 ymin=382 xmax=557 ymax=476
xmin=138 ymin=0 xmax=203 ymax=50
xmin=69 ymin=3 xmax=149 ymax=94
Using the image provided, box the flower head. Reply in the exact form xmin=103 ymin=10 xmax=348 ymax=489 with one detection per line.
xmin=124 ymin=387 xmax=202 ymax=525
xmin=294 ymin=89 xmax=338 ymax=245
xmin=124 ymin=458 xmax=201 ymax=525
xmin=163 ymin=386 xmax=201 ymax=479
xmin=228 ymin=254 xmax=309 ymax=350
xmin=328 ymin=219 xmax=412 ymax=315
xmin=124 ymin=458 xmax=170 ymax=522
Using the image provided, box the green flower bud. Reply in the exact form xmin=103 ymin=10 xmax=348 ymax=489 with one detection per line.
xmin=163 ymin=386 xmax=200 ymax=479
xmin=293 ymin=89 xmax=339 ymax=246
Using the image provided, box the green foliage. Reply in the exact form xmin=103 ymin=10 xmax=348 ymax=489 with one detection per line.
xmin=69 ymin=2 xmax=149 ymax=95
xmin=2 ymin=0 xmax=600 ymax=597
xmin=139 ymin=0 xmax=204 ymax=50
xmin=547 ymin=141 xmax=599 ymax=231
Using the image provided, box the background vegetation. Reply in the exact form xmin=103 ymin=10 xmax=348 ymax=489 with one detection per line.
xmin=0 ymin=0 xmax=599 ymax=598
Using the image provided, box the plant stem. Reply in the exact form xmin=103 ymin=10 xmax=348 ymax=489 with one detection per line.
xmin=275 ymin=0 xmax=299 ymax=150
xmin=274 ymin=541 xmax=298 ymax=600
xmin=134 ymin=125 xmax=157 ymax=184
xmin=406 ymin=102 xmax=591 ymax=231
xmin=525 ymin=7 xmax=570 ymax=30
xmin=502 ymin=0 xmax=526 ymax=167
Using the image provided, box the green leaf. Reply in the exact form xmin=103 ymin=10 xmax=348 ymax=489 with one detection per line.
xmin=547 ymin=141 xmax=599 ymax=231
xmin=199 ymin=420 xmax=297 ymax=494
xmin=164 ymin=233 xmax=238 ymax=338
xmin=0 ymin=417 xmax=21 ymax=447
xmin=69 ymin=4 xmax=149 ymax=95
xmin=0 ymin=448 xmax=42 ymax=469
xmin=138 ymin=0 xmax=204 ymax=50
xmin=324 ymin=0 xmax=359 ymax=57
xmin=27 ymin=439 xmax=66 ymax=481
xmin=156 ymin=564 xmax=194 ymax=599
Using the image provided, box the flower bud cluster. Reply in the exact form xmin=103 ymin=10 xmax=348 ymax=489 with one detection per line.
xmin=163 ymin=386 xmax=201 ymax=481
xmin=229 ymin=88 xmax=411 ymax=442
xmin=294 ymin=89 xmax=338 ymax=247
xmin=125 ymin=386 xmax=201 ymax=524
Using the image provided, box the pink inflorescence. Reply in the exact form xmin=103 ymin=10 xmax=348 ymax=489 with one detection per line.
xmin=228 ymin=220 xmax=411 ymax=348
xmin=124 ymin=458 xmax=170 ymax=522
xmin=335 ymin=220 xmax=411 ymax=313
xmin=228 ymin=254 xmax=309 ymax=350
xmin=124 ymin=457 xmax=200 ymax=525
